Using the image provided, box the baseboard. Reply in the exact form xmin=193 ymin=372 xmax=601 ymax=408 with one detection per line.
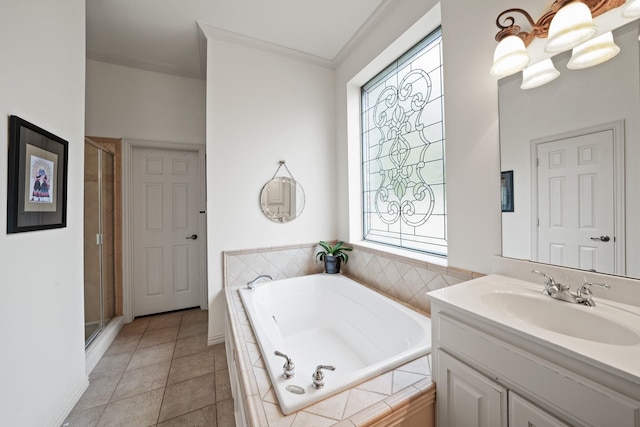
xmin=50 ymin=375 xmax=89 ymax=427
xmin=85 ymin=316 xmax=125 ymax=375
xmin=208 ymin=331 xmax=225 ymax=346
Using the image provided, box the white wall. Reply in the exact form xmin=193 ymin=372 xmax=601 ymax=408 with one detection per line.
xmin=202 ymin=29 xmax=337 ymax=341
xmin=85 ymin=60 xmax=206 ymax=144
xmin=336 ymin=0 xmax=503 ymax=274
xmin=0 ymin=1 xmax=88 ymax=425
xmin=500 ymin=23 xmax=640 ymax=277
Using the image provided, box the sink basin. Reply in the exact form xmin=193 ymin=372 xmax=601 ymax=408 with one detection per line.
xmin=481 ymin=292 xmax=640 ymax=346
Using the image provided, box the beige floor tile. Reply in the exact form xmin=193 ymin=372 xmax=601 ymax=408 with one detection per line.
xmin=138 ymin=325 xmax=180 ymax=349
xmin=216 ymin=398 xmax=236 ymax=427
xmin=119 ymin=318 xmax=149 ymax=335
xmin=167 ymin=349 xmax=215 ymax=385
xmin=127 ymin=341 xmax=175 ymax=371
xmin=212 ymin=343 xmax=228 ymax=371
xmin=215 ymin=368 xmax=232 ymax=402
xmin=104 ymin=334 xmax=141 ymax=357
xmin=158 ymin=373 xmax=216 ymax=422
xmin=72 ymin=373 xmax=121 ymax=412
xmin=111 ymin=360 xmax=171 ymax=401
xmin=90 ymin=352 xmax=132 ymax=379
xmin=64 ymin=404 xmax=106 ymax=427
xmin=148 ymin=312 xmax=183 ymax=331
xmin=173 ymin=334 xmax=209 ymax=359
xmin=157 ymin=404 xmax=217 ymax=426
xmin=97 ymin=388 xmax=164 ymax=427
xmin=178 ymin=319 xmax=208 ymax=339
xmin=181 ymin=309 xmax=208 ymax=325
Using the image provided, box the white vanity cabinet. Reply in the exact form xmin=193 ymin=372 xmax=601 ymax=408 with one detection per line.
xmin=431 ymin=300 xmax=640 ymax=427
xmin=438 ymin=349 xmax=570 ymax=427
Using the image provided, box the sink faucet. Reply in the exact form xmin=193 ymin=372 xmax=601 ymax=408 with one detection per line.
xmin=247 ymin=274 xmax=273 ymax=290
xmin=531 ymin=270 xmax=576 ymax=303
xmin=576 ymin=282 xmax=610 ymax=307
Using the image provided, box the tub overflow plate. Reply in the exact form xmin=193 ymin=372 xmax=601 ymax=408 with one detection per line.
xmin=286 ymin=385 xmax=305 ymax=395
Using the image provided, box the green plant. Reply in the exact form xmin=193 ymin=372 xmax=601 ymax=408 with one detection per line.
xmin=315 ymin=241 xmax=353 ymax=264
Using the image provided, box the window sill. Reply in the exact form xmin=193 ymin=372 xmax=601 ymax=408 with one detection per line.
xmin=353 ymin=240 xmax=448 ymax=267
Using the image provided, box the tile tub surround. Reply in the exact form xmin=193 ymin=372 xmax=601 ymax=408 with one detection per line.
xmin=225 ymin=284 xmax=435 ymax=426
xmin=224 ymin=242 xmax=483 ymax=315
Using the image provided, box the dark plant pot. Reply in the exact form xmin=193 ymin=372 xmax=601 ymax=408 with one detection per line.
xmin=324 ymin=255 xmax=341 ymax=274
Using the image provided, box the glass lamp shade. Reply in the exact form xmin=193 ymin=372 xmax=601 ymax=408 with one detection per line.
xmin=623 ymin=0 xmax=640 ymax=18
xmin=545 ymin=2 xmax=597 ymax=53
xmin=490 ymin=35 xmax=530 ymax=77
xmin=567 ymin=31 xmax=620 ymax=69
xmin=520 ymin=59 xmax=561 ymax=89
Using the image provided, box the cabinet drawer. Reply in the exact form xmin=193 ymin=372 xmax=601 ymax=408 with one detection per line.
xmin=437 ymin=314 xmax=640 ymax=426
xmin=509 ymin=391 xmax=571 ymax=427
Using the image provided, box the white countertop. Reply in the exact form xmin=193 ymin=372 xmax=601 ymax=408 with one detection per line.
xmin=427 ymin=274 xmax=640 ymax=386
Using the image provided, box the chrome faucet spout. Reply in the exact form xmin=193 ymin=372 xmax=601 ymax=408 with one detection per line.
xmin=247 ymin=274 xmax=273 ymax=289
xmin=576 ymin=282 xmax=610 ymax=307
xmin=531 ymin=270 xmax=576 ymax=303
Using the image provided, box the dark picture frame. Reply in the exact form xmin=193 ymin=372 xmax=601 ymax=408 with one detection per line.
xmin=501 ymin=170 xmax=514 ymax=213
xmin=7 ymin=116 xmax=68 ymax=233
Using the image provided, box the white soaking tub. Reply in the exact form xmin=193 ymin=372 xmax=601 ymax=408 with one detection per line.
xmin=238 ymin=273 xmax=432 ymax=415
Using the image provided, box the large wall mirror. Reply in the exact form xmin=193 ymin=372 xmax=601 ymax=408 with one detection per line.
xmin=499 ymin=21 xmax=640 ymax=279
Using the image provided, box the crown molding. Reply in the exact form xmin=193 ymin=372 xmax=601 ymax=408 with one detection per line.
xmin=86 ymin=48 xmax=205 ymax=80
xmin=332 ymin=0 xmax=400 ymax=66
xmin=197 ymin=22 xmax=334 ymax=69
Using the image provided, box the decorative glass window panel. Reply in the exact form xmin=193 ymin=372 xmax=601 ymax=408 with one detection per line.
xmin=361 ymin=28 xmax=446 ymax=256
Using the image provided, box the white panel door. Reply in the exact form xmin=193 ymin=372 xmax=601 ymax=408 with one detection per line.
xmin=536 ymin=130 xmax=615 ymax=274
xmin=132 ymin=147 xmax=202 ymax=316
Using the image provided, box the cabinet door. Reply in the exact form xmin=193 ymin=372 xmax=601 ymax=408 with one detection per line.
xmin=437 ymin=350 xmax=508 ymax=427
xmin=509 ymin=392 xmax=571 ymax=427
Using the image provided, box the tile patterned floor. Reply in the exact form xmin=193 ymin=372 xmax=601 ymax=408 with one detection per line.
xmin=64 ymin=309 xmax=234 ymax=427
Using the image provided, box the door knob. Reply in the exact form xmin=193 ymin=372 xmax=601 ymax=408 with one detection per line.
xmin=590 ymin=235 xmax=610 ymax=242
xmin=186 ymin=234 xmax=198 ymax=240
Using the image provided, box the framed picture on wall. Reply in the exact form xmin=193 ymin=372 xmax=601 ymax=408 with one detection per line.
xmin=501 ymin=170 xmax=514 ymax=213
xmin=7 ymin=115 xmax=68 ymax=233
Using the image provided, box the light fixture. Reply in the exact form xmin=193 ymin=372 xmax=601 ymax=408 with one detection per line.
xmin=492 ymin=0 xmax=628 ymax=88
xmin=622 ymin=0 xmax=640 ymax=17
xmin=520 ymin=59 xmax=561 ymax=89
xmin=545 ymin=2 xmax=598 ymax=53
xmin=490 ymin=35 xmax=530 ymax=77
xmin=567 ymin=31 xmax=621 ymax=68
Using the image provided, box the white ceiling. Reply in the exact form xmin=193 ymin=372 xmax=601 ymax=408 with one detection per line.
xmin=86 ymin=0 xmax=393 ymax=79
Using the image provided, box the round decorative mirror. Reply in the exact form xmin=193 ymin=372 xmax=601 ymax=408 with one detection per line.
xmin=260 ymin=176 xmax=305 ymax=223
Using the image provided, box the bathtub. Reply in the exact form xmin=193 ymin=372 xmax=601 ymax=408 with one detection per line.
xmin=238 ymin=273 xmax=432 ymax=415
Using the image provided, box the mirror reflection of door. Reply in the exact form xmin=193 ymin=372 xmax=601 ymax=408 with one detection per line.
xmin=535 ymin=130 xmax=619 ymax=274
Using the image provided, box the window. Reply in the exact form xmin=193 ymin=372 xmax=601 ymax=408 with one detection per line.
xmin=361 ymin=27 xmax=446 ymax=256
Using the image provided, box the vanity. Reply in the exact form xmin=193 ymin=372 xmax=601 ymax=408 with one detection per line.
xmin=428 ymin=273 xmax=640 ymax=426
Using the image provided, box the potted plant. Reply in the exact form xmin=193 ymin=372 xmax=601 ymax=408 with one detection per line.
xmin=316 ymin=240 xmax=353 ymax=274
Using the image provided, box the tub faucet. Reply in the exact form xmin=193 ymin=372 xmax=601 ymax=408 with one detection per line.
xmin=576 ymin=282 xmax=610 ymax=307
xmin=247 ymin=274 xmax=273 ymax=290
xmin=311 ymin=365 xmax=335 ymax=389
xmin=531 ymin=270 xmax=576 ymax=303
xmin=274 ymin=351 xmax=295 ymax=378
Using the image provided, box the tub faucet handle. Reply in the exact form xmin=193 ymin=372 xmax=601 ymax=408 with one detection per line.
xmin=312 ymin=365 xmax=336 ymax=389
xmin=274 ymin=351 xmax=295 ymax=379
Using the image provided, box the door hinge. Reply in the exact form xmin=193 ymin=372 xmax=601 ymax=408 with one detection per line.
xmin=96 ymin=233 xmax=103 ymax=245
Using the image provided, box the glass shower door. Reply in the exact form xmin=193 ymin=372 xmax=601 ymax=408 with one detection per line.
xmin=84 ymin=141 xmax=115 ymax=346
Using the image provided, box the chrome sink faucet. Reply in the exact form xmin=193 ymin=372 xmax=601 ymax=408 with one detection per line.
xmin=246 ymin=274 xmax=273 ymax=290
xmin=531 ymin=270 xmax=576 ymax=303
xmin=576 ymin=282 xmax=610 ymax=307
